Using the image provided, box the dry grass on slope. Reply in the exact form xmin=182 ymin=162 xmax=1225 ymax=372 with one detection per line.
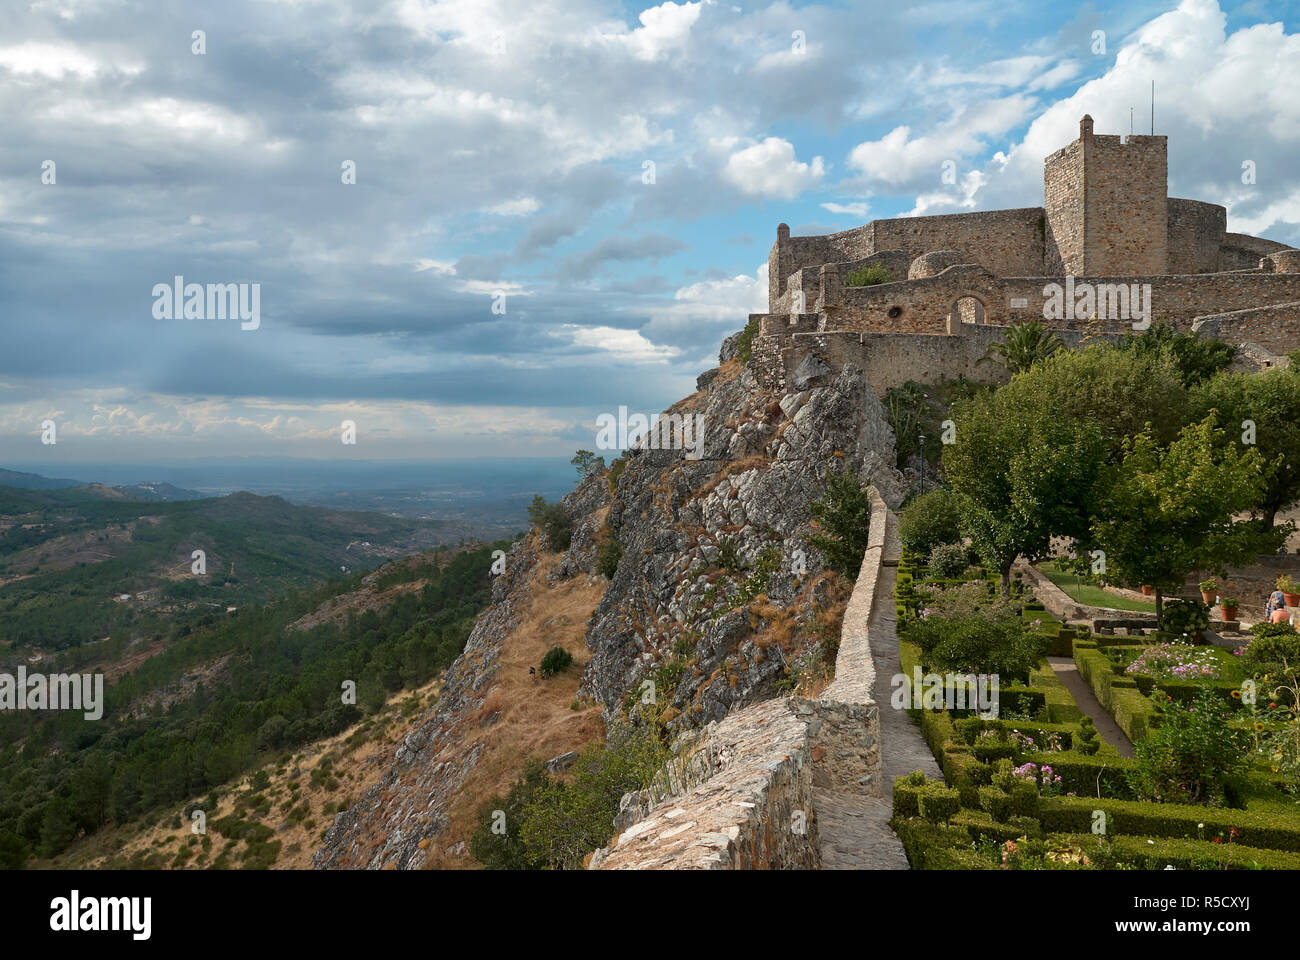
xmin=420 ymin=556 xmax=607 ymax=869
xmin=56 ymin=548 xmax=607 ymax=871
xmin=58 ymin=679 xmax=445 ymax=871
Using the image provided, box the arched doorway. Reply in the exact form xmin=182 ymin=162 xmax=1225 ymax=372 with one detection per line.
xmin=949 ymin=295 xmax=986 ymax=327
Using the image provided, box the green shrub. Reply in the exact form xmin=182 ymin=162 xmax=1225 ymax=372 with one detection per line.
xmin=1008 ymin=780 xmax=1040 ymax=818
xmin=972 ymin=741 xmax=1017 ymax=762
xmin=892 ymin=820 xmax=993 ymax=870
xmin=884 ymin=382 xmax=934 ymax=470
xmin=1023 ymin=751 xmax=1134 ymax=799
xmin=1126 ymin=687 xmax=1248 ymax=805
xmin=927 ymin=542 xmax=968 ymax=579
xmin=474 ymin=710 xmax=671 ymax=871
xmin=1084 ymin=833 xmax=1300 ymax=870
xmin=539 ymin=646 xmax=573 ymax=678
xmin=893 ymin=776 xmax=924 ymax=818
xmin=898 ymin=488 xmax=963 ymax=555
xmin=992 ymin=759 xmax=1016 ymax=793
xmin=1162 ymin=598 xmax=1210 ymax=642
xmin=809 ymin=469 xmax=874 ymax=579
xmin=954 ymin=716 xmax=985 ymax=745
xmin=844 ymin=263 xmax=894 ymax=287
xmin=735 ymin=315 xmax=761 ymax=364
xmin=517 ymin=710 xmax=670 ymax=869
xmin=527 ymin=495 xmax=573 ymax=552
xmin=1074 ymin=716 xmax=1101 ymax=756
xmin=999 ymin=686 xmax=1048 ymax=717
xmin=978 ymin=786 xmax=1012 ymax=823
xmin=1241 ymin=621 xmax=1300 ymax=685
xmin=596 ymin=536 xmax=622 ymax=578
xmin=1007 ymin=815 xmax=1045 ymax=840
xmin=1038 ymin=796 xmax=1300 ymax=852
xmin=906 ymin=607 xmax=1047 ymax=682
xmin=469 ymin=760 xmax=549 ymax=870
xmin=918 ymin=785 xmax=961 ymax=826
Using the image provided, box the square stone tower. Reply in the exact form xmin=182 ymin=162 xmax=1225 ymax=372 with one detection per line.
xmin=1043 ymin=115 xmax=1168 ymax=276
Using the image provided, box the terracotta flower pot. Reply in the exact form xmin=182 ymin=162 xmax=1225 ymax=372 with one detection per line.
xmin=1284 ymin=592 xmax=1300 ymax=608
xmin=1221 ymin=605 xmax=1238 ymax=621
xmin=1200 ymin=590 xmax=1215 ymax=605
xmin=1141 ymin=585 xmax=1154 ymax=596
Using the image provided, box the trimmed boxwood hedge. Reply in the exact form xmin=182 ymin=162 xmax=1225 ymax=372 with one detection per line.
xmin=1021 ymin=751 xmax=1137 ymax=800
xmin=1037 ymin=796 xmax=1300 ymax=852
xmin=1080 ymin=833 xmax=1300 ymax=870
xmin=918 ymin=784 xmax=961 ymax=825
xmin=897 ymin=821 xmax=1300 ymax=870
xmin=892 ymin=820 xmax=994 ymax=870
xmin=893 ymin=777 xmax=924 ymax=818
xmin=1074 ymin=643 xmax=1154 ymax=741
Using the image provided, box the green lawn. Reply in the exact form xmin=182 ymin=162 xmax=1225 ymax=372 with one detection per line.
xmin=1033 ymin=563 xmax=1157 ymax=613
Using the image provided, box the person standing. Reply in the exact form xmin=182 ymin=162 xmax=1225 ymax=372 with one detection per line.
xmin=1266 ymin=587 xmax=1287 ymax=622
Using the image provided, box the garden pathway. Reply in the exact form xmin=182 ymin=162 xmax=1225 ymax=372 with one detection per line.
xmin=815 ymin=504 xmax=940 ymax=869
xmin=1045 ymin=656 xmax=1135 ymax=757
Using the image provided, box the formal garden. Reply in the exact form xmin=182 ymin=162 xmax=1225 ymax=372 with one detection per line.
xmin=891 ymin=549 xmax=1300 ymax=869
xmin=885 ymin=327 xmax=1300 ymax=870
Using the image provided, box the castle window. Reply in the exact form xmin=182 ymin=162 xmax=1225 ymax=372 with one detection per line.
xmin=887 ymin=306 xmax=903 ymax=319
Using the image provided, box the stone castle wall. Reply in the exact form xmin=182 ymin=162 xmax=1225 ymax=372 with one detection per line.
xmin=591 ymin=494 xmax=893 ymax=869
xmin=1084 ymin=133 xmax=1168 ymax=275
xmin=755 ymin=117 xmax=1300 ymax=401
xmin=1192 ymin=299 xmax=1300 ymax=354
xmin=751 ymin=324 xmax=1125 ymax=397
xmin=1168 ymin=198 xmax=1227 ymax=274
xmin=769 ymin=208 xmax=1048 ymax=310
xmin=771 ymin=117 xmax=1294 ymax=319
xmin=823 ymin=266 xmax=1300 ymax=333
xmin=1043 ymin=134 xmax=1085 ymax=275
xmin=868 ymin=207 xmax=1045 ymax=278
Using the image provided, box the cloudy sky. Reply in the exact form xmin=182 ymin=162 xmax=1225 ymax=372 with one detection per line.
xmin=1 ymin=0 xmax=1297 ymax=464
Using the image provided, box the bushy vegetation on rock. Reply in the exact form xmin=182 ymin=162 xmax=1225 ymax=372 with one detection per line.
xmin=527 ymin=495 xmax=573 ymax=552
xmin=809 ymin=469 xmax=874 ymax=579
xmin=470 ymin=709 xmax=669 ymax=869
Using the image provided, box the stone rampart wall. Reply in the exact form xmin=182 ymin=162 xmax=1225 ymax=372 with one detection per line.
xmin=591 ymin=492 xmax=894 ymax=869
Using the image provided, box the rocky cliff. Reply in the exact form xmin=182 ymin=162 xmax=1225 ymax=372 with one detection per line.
xmin=315 ymin=334 xmax=901 ymax=868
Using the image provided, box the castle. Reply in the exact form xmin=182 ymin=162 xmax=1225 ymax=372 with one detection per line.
xmin=752 ymin=116 xmax=1300 ymax=394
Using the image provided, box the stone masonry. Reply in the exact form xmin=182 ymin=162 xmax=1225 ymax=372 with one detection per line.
xmin=756 ymin=115 xmax=1298 ymax=395
xmin=591 ymin=490 xmax=926 ymax=870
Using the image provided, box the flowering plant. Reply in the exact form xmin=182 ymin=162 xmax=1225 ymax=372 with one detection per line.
xmin=1012 ymin=761 xmax=1064 ymax=795
xmin=1125 ymin=643 xmax=1221 ymax=681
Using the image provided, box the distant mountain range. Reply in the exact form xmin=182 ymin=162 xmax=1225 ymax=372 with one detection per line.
xmin=0 ymin=458 xmax=580 ymax=541
xmin=0 ymin=467 xmax=204 ymax=501
xmin=0 ymin=467 xmax=82 ymax=490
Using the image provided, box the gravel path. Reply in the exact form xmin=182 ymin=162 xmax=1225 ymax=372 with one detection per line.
xmin=1046 ymin=656 xmax=1135 ymax=757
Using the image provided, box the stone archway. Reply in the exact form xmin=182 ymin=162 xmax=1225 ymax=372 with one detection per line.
xmin=947 ymin=294 xmax=987 ymax=333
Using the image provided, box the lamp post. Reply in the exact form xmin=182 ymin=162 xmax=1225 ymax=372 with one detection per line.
xmin=918 ymin=434 xmax=926 ymax=492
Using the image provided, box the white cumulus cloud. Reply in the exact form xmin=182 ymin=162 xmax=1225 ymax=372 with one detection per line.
xmin=724 ymin=138 xmax=825 ymax=200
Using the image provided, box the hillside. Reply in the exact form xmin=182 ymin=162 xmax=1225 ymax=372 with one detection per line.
xmin=315 ymin=534 xmax=607 ymax=868
xmin=0 ymin=486 xmax=445 ymax=652
xmin=0 ymin=468 xmax=81 ymax=491
xmin=314 ymin=336 xmax=895 ymax=868
xmin=2 ymin=541 xmax=506 ymax=868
